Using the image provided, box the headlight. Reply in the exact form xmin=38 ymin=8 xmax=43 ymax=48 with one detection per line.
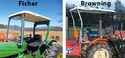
xmin=66 ymin=48 xmax=73 ymax=54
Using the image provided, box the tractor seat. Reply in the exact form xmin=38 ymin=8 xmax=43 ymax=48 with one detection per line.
xmin=91 ymin=35 xmax=100 ymax=38
xmin=87 ymin=28 xmax=98 ymax=34
xmin=28 ymin=34 xmax=42 ymax=47
xmin=87 ymin=28 xmax=100 ymax=41
xmin=87 ymin=31 xmax=100 ymax=41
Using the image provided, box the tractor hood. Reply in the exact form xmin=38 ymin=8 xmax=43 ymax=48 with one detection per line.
xmin=0 ymin=42 xmax=20 ymax=57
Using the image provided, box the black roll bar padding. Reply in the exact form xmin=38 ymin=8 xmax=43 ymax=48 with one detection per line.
xmin=33 ymin=24 xmax=36 ymax=38
xmin=33 ymin=21 xmax=49 ymax=38
xmin=111 ymin=13 xmax=115 ymax=34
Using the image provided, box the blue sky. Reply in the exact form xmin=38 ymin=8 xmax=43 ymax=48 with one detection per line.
xmin=0 ymin=0 xmax=62 ymax=27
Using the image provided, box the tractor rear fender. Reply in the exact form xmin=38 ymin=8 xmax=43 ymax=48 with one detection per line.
xmin=46 ymin=39 xmax=57 ymax=45
xmin=91 ymin=39 xmax=108 ymax=46
xmin=36 ymin=39 xmax=57 ymax=57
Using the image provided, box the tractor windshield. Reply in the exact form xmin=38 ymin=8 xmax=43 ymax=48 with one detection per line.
xmin=7 ymin=15 xmax=23 ymax=45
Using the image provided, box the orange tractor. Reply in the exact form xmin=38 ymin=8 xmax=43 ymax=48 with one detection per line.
xmin=0 ymin=33 xmax=18 ymax=42
xmin=66 ymin=7 xmax=125 ymax=58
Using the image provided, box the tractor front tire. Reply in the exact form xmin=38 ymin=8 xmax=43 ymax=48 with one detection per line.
xmin=86 ymin=43 xmax=112 ymax=58
xmin=43 ymin=44 xmax=62 ymax=58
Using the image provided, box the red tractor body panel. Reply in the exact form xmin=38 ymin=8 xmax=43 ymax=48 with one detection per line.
xmin=66 ymin=38 xmax=81 ymax=56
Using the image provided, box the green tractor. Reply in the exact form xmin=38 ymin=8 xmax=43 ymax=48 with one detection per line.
xmin=0 ymin=10 xmax=62 ymax=58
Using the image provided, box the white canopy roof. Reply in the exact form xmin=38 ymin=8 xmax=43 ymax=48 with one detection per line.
xmin=70 ymin=7 xmax=116 ymax=14
xmin=8 ymin=10 xmax=52 ymax=22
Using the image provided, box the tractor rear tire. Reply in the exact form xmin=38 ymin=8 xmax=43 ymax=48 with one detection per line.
xmin=43 ymin=44 xmax=62 ymax=58
xmin=86 ymin=43 xmax=112 ymax=58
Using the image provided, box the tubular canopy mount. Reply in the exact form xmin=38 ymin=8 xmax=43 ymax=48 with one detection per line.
xmin=70 ymin=7 xmax=116 ymax=14
xmin=70 ymin=7 xmax=116 ymax=44
xmin=8 ymin=10 xmax=52 ymax=22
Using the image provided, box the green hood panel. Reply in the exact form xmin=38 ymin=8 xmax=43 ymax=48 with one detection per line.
xmin=0 ymin=42 xmax=18 ymax=48
xmin=0 ymin=42 xmax=20 ymax=57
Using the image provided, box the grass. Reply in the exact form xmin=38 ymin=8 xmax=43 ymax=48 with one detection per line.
xmin=0 ymin=28 xmax=62 ymax=46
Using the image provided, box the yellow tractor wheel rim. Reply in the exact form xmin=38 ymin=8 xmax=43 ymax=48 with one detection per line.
xmin=57 ymin=53 xmax=63 ymax=58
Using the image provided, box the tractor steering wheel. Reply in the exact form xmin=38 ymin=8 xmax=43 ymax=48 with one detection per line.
xmin=103 ymin=29 xmax=114 ymax=39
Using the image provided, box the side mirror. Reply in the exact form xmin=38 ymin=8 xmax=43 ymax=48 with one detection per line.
xmin=74 ymin=27 xmax=78 ymax=38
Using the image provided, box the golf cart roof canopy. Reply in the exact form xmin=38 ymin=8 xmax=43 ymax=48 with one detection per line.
xmin=8 ymin=10 xmax=52 ymax=22
xmin=70 ymin=7 xmax=116 ymax=14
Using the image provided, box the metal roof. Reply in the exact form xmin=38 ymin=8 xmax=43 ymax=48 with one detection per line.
xmin=70 ymin=7 xmax=116 ymax=14
xmin=8 ymin=10 xmax=52 ymax=22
